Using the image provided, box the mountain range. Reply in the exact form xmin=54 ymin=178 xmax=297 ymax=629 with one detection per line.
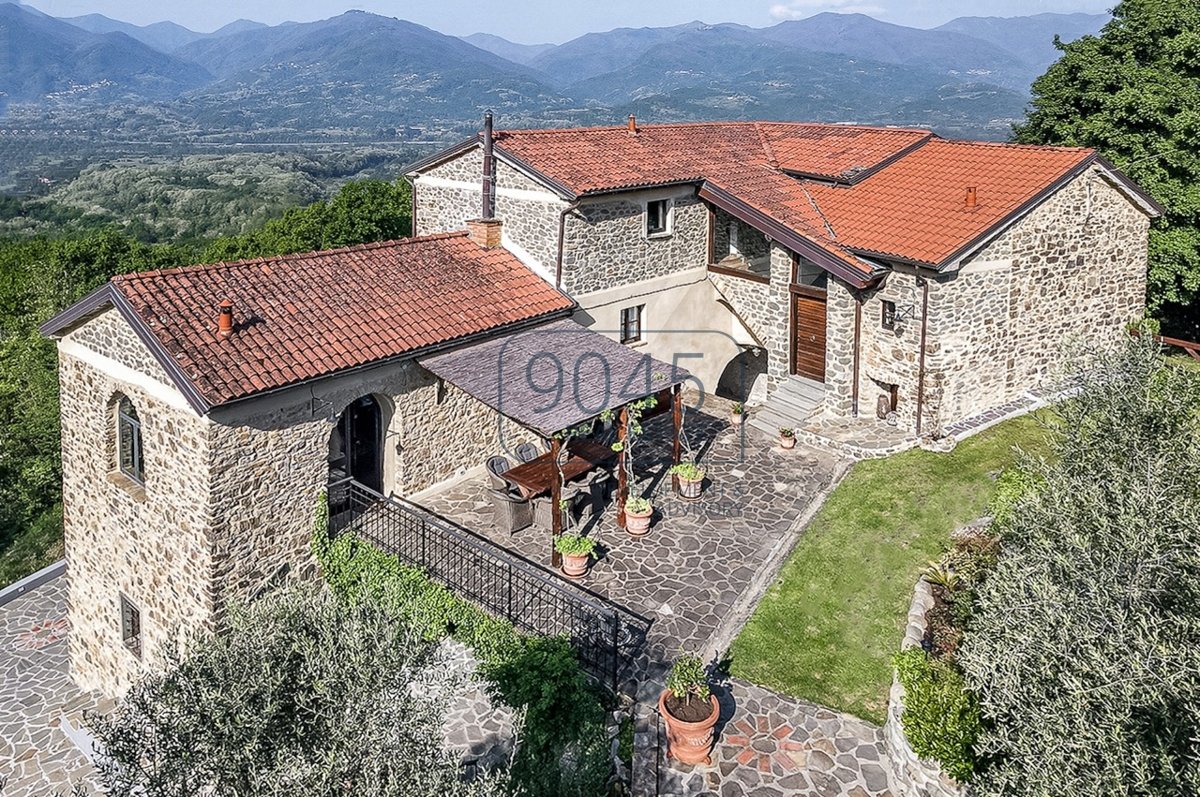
xmin=0 ymin=2 xmax=1109 ymax=140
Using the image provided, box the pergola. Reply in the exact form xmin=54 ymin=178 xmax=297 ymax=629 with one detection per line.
xmin=421 ymin=318 xmax=691 ymax=565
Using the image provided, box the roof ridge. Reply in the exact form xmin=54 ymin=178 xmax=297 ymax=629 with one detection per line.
xmin=933 ymin=138 xmax=1095 ymax=154
xmin=114 ymin=231 xmax=471 ymax=282
xmin=755 ymin=122 xmax=780 ymax=169
xmin=497 ymin=121 xmax=761 ymax=136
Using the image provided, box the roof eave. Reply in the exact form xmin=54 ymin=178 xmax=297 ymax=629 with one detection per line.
xmin=401 ymin=135 xmax=481 ymax=176
xmin=698 ymin=182 xmax=877 ymax=289
xmin=40 ymin=282 xmax=214 ymax=416
xmin=1093 ymin=156 xmax=1165 ymax=217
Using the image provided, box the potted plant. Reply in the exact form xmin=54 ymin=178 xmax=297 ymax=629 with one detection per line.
xmin=669 ymin=460 xmax=706 ymax=500
xmin=625 ymin=496 xmax=653 ymax=537
xmin=659 ymin=653 xmax=720 ymax=766
xmin=554 ymin=533 xmax=596 ymax=578
xmin=779 ymin=427 xmax=796 ymax=450
xmin=729 ymin=402 xmax=745 ymax=426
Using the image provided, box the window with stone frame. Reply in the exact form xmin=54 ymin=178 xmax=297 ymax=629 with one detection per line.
xmin=645 ymin=199 xmax=671 ymax=237
xmin=119 ymin=593 xmax=142 ymax=658
xmin=620 ymin=305 xmax=644 ymax=344
xmin=116 ymin=396 xmax=145 ymax=485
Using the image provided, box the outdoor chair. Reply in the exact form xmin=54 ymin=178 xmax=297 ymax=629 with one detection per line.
xmin=532 ymin=484 xmax=589 ymax=529
xmin=515 ymin=442 xmax=542 ymax=463
xmin=583 ymin=467 xmax=615 ymax=518
xmin=487 ymin=488 xmax=532 ymax=534
xmin=486 ymin=455 xmax=513 ymax=491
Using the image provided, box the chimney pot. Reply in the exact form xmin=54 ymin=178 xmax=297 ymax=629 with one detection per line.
xmin=218 ymin=299 xmax=234 ymax=339
xmin=481 ymin=110 xmax=496 ymax=220
xmin=628 ymin=114 xmax=637 ymax=134
xmin=965 ymin=186 xmax=978 ymax=209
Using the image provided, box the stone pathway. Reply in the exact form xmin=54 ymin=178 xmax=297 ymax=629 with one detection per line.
xmin=658 ymin=679 xmax=895 ymax=797
xmin=0 ymin=578 xmax=99 ymax=796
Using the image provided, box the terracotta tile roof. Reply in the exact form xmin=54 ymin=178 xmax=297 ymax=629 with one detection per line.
xmin=493 ymin=122 xmax=930 ymax=195
xmin=806 ymin=139 xmax=1096 ymax=264
xmin=108 ymin=233 xmax=573 ymax=408
xmin=475 ymin=121 xmax=1113 ymax=271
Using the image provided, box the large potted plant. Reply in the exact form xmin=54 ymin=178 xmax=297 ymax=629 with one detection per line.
xmin=669 ymin=460 xmax=706 ymax=500
xmin=554 ymin=533 xmax=596 ymax=578
xmin=659 ymin=653 xmax=720 ymax=766
xmin=625 ymin=496 xmax=653 ymax=537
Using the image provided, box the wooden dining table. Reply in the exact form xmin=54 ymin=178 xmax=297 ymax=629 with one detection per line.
xmin=501 ymin=439 xmax=616 ymax=498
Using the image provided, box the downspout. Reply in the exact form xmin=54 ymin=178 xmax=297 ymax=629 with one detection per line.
xmin=852 ymin=293 xmax=862 ymax=417
xmin=555 ymin=201 xmax=580 ymax=289
xmin=914 ymin=277 xmax=930 ymax=437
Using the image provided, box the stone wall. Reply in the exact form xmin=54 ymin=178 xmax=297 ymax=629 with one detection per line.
xmin=852 ymin=270 xmax=927 ymax=427
xmin=415 ymin=148 xmax=564 ymax=273
xmin=707 ymin=242 xmax=794 ymax=391
xmin=927 ymin=168 xmax=1150 ymax=429
xmin=58 ymin=310 xmax=215 ymax=696
xmin=882 ymin=578 xmax=965 ymax=797
xmin=562 ymin=189 xmax=708 ymax=295
xmin=58 ymin=310 xmax=535 ymax=697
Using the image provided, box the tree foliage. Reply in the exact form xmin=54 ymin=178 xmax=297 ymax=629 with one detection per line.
xmin=1015 ymin=0 xmax=1200 ymax=336
xmin=89 ymin=587 xmax=509 ymax=797
xmin=959 ymin=336 xmax=1200 ymax=795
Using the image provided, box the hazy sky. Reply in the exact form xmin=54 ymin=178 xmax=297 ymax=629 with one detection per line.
xmin=20 ymin=0 xmax=1112 ymax=43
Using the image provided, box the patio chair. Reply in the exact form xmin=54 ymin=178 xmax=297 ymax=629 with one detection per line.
xmin=533 ymin=486 xmax=589 ymax=529
xmin=486 ymin=455 xmax=513 ymax=491
xmin=515 ymin=441 xmax=542 ymax=463
xmin=583 ymin=467 xmax=615 ymax=518
xmin=488 ymin=488 xmax=532 ymax=535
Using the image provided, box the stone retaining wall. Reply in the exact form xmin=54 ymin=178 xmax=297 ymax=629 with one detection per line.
xmin=882 ymin=578 xmax=965 ymax=797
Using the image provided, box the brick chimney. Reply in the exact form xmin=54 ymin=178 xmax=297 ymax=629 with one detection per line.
xmin=466 ymin=218 xmax=503 ymax=248
xmin=628 ymin=114 xmax=637 ymax=135
xmin=965 ymin=186 xmax=978 ymax=209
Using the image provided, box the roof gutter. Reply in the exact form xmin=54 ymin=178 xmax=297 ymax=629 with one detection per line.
xmin=555 ymin=201 xmax=581 ymax=289
xmin=698 ymin=182 xmax=878 ymax=289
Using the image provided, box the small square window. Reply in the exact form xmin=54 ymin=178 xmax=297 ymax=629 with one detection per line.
xmin=620 ymin=305 xmax=644 ymax=344
xmin=881 ymin=300 xmax=897 ymax=331
xmin=646 ymin=199 xmax=670 ymax=237
xmin=119 ymin=593 xmax=142 ymax=658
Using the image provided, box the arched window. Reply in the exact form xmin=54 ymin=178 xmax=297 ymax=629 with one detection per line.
xmin=116 ymin=396 xmax=145 ymax=484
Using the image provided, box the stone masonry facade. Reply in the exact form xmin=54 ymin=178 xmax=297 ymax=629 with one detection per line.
xmin=58 ymin=310 xmax=533 ymax=697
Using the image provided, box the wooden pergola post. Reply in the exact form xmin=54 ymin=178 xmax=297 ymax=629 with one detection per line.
xmin=616 ymin=406 xmax=629 ymax=530
xmin=671 ymin=384 xmax=683 ymax=494
xmin=550 ymin=436 xmax=563 ymax=567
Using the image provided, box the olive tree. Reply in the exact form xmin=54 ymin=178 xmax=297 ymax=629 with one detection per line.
xmin=89 ymin=587 xmax=511 ymax=797
xmin=959 ymin=337 xmax=1200 ymax=796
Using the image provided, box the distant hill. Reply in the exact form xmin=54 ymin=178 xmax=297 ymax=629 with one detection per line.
xmin=175 ymin=11 xmax=577 ymax=128
xmin=936 ymin=13 xmax=1107 ymax=72
xmin=461 ymin=33 xmax=555 ymax=66
xmin=0 ymin=3 xmax=211 ymax=103
xmin=760 ymin=13 xmax=1035 ymax=91
xmin=563 ymin=23 xmax=1026 ymax=135
xmin=62 ymin=13 xmax=204 ymax=51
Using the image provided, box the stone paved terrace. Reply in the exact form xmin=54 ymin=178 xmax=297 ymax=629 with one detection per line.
xmin=0 ymin=577 xmax=99 ymax=796
xmin=421 ymin=402 xmax=908 ymax=795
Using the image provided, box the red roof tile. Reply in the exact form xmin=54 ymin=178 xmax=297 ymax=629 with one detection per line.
xmin=111 ymin=233 xmax=572 ymax=408
xmin=477 ymin=122 xmax=1109 ymax=270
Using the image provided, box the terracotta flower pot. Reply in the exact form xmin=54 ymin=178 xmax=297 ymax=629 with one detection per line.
xmin=560 ymin=552 xmax=589 ymax=578
xmin=659 ymin=690 xmax=720 ymax=766
xmin=677 ymin=476 xmax=704 ymax=500
xmin=625 ymin=507 xmax=653 ymax=537
xmin=780 ymin=435 xmax=796 ymax=450
xmin=730 ymin=411 xmax=744 ymax=426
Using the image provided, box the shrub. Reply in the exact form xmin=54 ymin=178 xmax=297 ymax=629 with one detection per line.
xmin=666 ymin=653 xmax=712 ymax=705
xmin=893 ymin=648 xmax=980 ymax=781
xmin=668 ymin=461 xmax=705 ymax=481
xmin=625 ymin=496 xmax=652 ymax=514
xmin=554 ymin=533 xmax=596 ymax=557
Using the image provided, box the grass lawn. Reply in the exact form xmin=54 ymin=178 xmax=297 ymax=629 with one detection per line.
xmin=728 ymin=414 xmax=1051 ymax=724
xmin=0 ymin=505 xmax=64 ymax=588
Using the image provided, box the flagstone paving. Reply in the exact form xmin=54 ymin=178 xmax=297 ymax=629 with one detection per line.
xmin=0 ymin=578 xmax=99 ymax=796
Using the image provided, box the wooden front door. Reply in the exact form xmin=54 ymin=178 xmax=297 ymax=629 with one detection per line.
xmin=791 ymin=286 xmax=827 ymax=382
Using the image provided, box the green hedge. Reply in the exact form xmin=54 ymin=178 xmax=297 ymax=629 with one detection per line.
xmin=312 ymin=495 xmax=611 ymax=796
xmin=893 ymin=648 xmax=981 ymax=781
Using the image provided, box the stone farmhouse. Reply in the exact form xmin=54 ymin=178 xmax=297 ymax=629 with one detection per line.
xmin=409 ymin=116 xmax=1160 ymax=436
xmin=40 ymin=116 xmax=1159 ymax=699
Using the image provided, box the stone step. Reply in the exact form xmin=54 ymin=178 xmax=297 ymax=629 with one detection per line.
xmin=767 ymin=390 xmax=823 ymax=417
xmin=778 ymin=376 xmax=826 ymax=402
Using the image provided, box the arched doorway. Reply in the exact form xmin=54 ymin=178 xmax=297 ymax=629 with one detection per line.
xmin=328 ymin=395 xmax=384 ymax=494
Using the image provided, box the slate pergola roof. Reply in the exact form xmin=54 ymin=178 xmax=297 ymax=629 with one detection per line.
xmin=420 ymin=318 xmax=690 ymax=436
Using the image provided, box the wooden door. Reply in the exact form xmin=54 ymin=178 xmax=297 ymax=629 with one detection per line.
xmin=791 ymin=287 xmax=827 ymax=382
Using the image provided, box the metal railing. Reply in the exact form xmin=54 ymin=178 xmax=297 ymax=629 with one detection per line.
xmin=327 ymin=478 xmax=649 ymax=692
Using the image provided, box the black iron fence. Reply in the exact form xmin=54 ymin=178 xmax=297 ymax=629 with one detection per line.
xmin=327 ymin=478 xmax=649 ymax=692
